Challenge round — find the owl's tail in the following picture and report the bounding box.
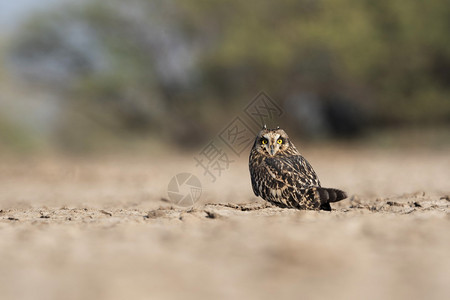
[314,187,347,211]
[317,187,347,203]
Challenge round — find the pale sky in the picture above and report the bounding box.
[0,0,73,33]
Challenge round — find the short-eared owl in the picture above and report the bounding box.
[249,126,347,211]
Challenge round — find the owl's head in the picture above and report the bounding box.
[252,125,294,156]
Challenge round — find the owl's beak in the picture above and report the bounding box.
[269,145,275,156]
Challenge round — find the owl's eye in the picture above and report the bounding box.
[261,139,268,145]
[277,138,283,144]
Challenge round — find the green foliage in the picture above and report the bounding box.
[186,0,450,123]
[0,117,39,153]
[5,0,450,152]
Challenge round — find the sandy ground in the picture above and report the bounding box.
[0,147,449,300]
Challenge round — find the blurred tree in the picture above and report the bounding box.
[185,0,450,124]
[4,0,450,152]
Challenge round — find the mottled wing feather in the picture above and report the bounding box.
[265,155,320,188]
[250,155,323,209]
[250,170,260,196]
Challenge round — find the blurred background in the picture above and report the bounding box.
[0,0,449,155]
[1,3,449,300]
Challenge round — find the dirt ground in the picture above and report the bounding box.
[0,147,449,300]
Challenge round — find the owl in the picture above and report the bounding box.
[249,126,347,211]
